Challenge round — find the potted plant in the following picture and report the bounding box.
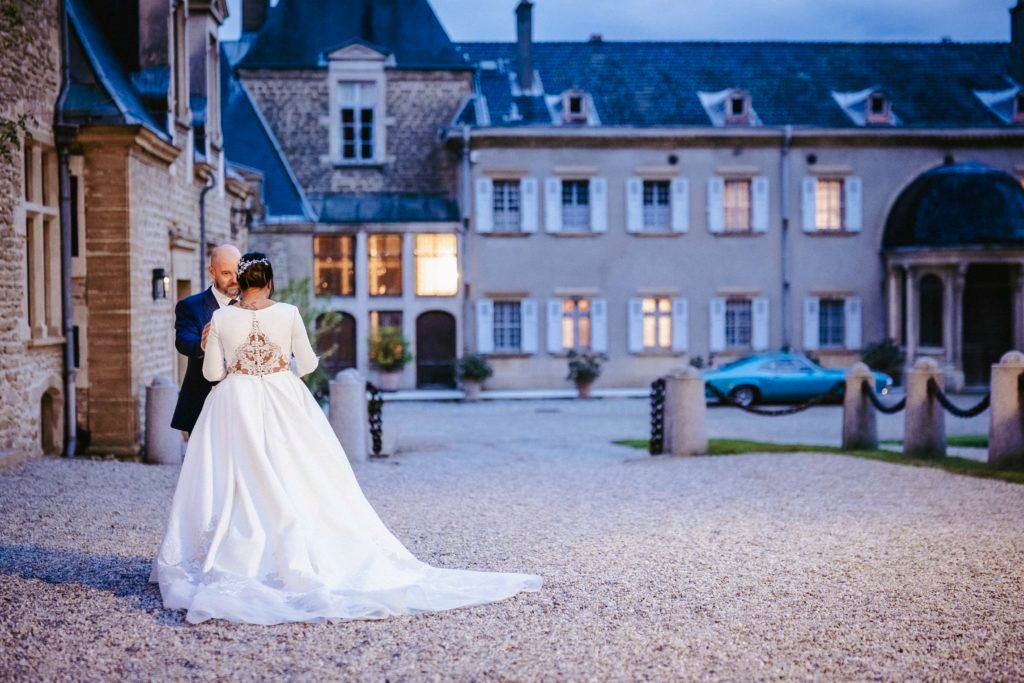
[457,354,493,400]
[566,349,606,398]
[862,338,906,386]
[368,325,412,391]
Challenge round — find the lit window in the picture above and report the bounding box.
[414,233,458,296]
[723,179,752,232]
[818,298,845,347]
[562,297,591,350]
[368,234,402,296]
[725,298,752,347]
[493,301,522,352]
[561,180,590,231]
[313,235,355,297]
[493,180,521,231]
[642,180,670,231]
[339,82,376,161]
[815,179,844,231]
[642,297,672,350]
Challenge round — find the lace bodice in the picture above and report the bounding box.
[202,303,318,382]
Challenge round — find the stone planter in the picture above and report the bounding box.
[576,380,594,399]
[462,379,483,401]
[375,369,402,392]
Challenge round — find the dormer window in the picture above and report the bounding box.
[725,90,751,125]
[866,92,892,124]
[562,89,589,124]
[1014,91,1024,124]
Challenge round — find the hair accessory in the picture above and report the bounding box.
[237,257,270,275]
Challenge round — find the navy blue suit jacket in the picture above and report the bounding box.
[171,288,221,432]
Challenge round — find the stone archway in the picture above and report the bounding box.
[30,373,63,456]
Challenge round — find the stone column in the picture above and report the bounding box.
[887,266,902,344]
[354,231,369,376]
[329,369,369,463]
[903,357,946,458]
[988,351,1024,468]
[664,366,708,456]
[842,363,878,450]
[904,266,918,371]
[942,268,955,365]
[145,375,182,464]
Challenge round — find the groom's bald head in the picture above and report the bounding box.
[208,244,242,298]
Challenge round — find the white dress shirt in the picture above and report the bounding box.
[210,285,236,309]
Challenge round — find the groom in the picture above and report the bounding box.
[171,244,242,433]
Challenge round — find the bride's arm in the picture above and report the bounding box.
[202,312,228,382]
[291,306,319,377]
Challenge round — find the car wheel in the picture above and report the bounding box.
[730,385,757,407]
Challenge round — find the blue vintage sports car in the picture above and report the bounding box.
[704,353,893,407]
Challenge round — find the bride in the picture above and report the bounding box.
[151,252,542,625]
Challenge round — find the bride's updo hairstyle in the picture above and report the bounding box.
[237,251,274,292]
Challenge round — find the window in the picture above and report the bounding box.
[919,274,943,347]
[493,301,522,352]
[1014,91,1024,124]
[23,139,61,340]
[563,90,588,123]
[723,179,752,232]
[642,180,670,231]
[414,233,458,296]
[368,234,402,296]
[725,298,752,347]
[562,297,591,350]
[818,298,845,347]
[370,310,403,338]
[339,82,376,162]
[561,180,590,231]
[866,92,891,124]
[313,235,355,297]
[493,180,521,231]
[642,297,672,350]
[815,179,844,231]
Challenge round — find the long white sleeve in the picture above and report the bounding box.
[291,306,319,377]
[202,312,228,382]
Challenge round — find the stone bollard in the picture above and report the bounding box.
[330,369,369,463]
[664,366,708,456]
[988,351,1024,468]
[903,357,946,458]
[842,363,879,450]
[146,375,182,464]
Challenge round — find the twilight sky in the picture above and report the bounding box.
[221,0,1013,43]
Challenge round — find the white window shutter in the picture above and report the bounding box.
[628,298,644,353]
[475,178,493,233]
[671,177,689,233]
[671,297,689,352]
[546,298,563,352]
[476,299,494,353]
[707,177,724,233]
[544,178,562,233]
[591,298,608,351]
[521,299,539,353]
[803,297,820,351]
[844,296,862,350]
[802,177,817,233]
[626,177,643,233]
[752,297,770,351]
[520,177,539,233]
[709,297,726,351]
[752,176,769,233]
[590,178,607,233]
[844,176,863,232]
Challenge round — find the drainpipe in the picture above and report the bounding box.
[56,0,77,457]
[460,124,472,356]
[198,175,216,290]
[780,124,792,351]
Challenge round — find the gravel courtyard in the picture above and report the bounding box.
[1,398,1022,681]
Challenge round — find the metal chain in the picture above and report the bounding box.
[861,380,907,414]
[649,378,666,455]
[366,381,385,457]
[926,378,990,419]
[705,381,844,416]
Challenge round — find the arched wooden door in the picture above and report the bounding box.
[416,311,456,388]
[315,312,357,379]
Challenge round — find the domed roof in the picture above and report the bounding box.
[883,162,1024,249]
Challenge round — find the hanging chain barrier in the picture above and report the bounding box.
[926,378,991,419]
[705,381,844,416]
[366,381,384,457]
[649,378,666,455]
[861,380,907,414]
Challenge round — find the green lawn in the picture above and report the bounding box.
[613,438,1024,484]
[880,434,988,448]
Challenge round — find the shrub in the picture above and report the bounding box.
[368,326,412,372]
[862,338,906,384]
[566,350,606,384]
[457,354,493,382]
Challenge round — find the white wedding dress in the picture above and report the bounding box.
[152,302,541,625]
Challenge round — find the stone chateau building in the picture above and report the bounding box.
[231,0,1024,393]
[1,0,256,462]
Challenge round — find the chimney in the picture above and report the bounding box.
[243,0,268,34]
[516,0,534,93]
[1012,1,1024,83]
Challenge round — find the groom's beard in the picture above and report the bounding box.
[215,283,241,298]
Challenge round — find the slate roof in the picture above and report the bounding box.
[238,0,470,70]
[455,41,1017,128]
[309,193,460,223]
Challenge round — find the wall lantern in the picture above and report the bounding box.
[152,268,170,300]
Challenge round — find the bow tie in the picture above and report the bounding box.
[228,298,239,306]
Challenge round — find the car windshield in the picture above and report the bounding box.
[716,357,757,371]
